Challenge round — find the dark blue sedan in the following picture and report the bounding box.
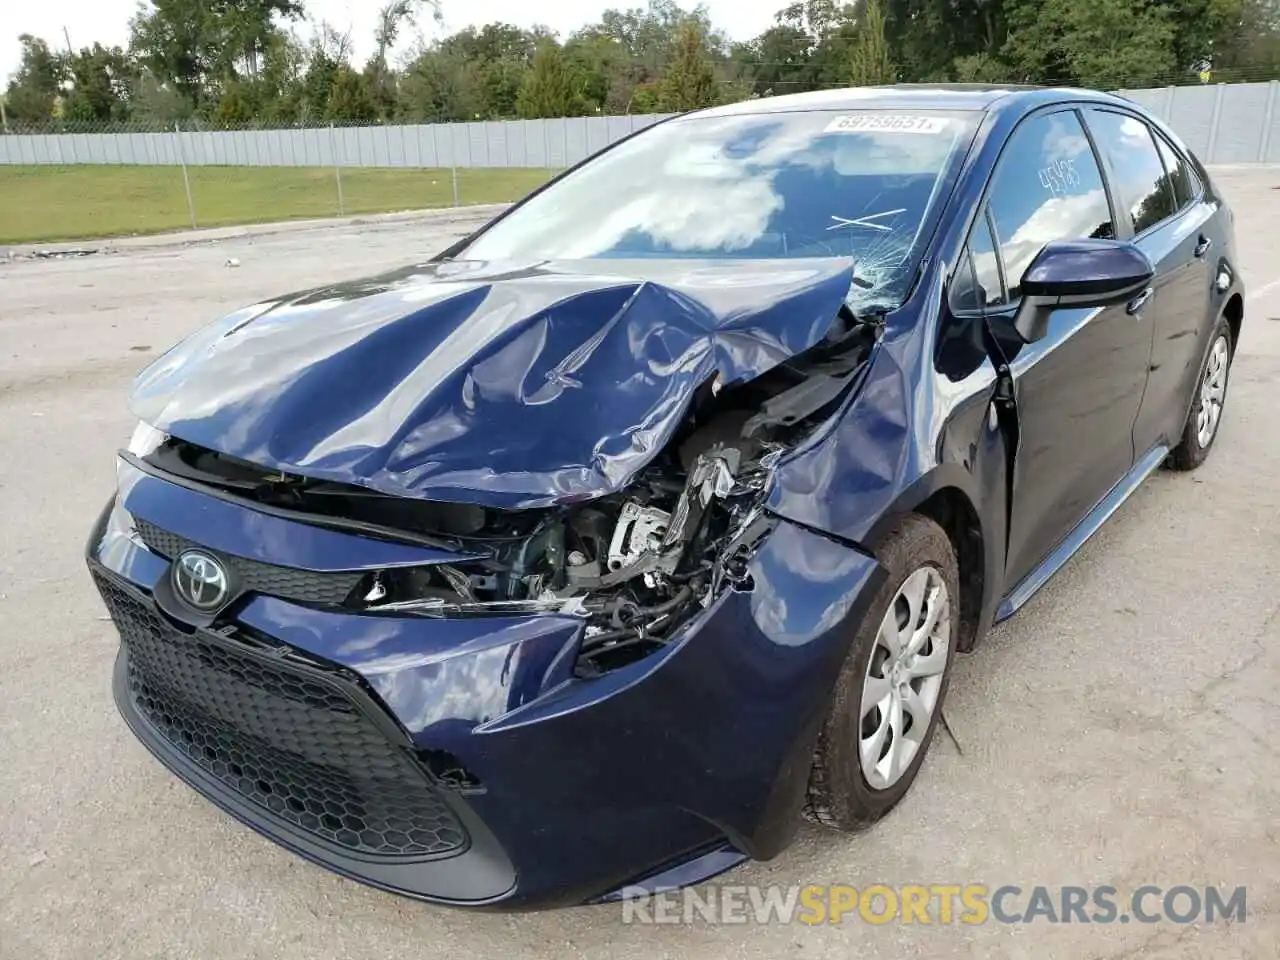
[88,85,1243,908]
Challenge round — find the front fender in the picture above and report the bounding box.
[767,305,1010,647]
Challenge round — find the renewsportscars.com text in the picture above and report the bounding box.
[619,884,1247,926]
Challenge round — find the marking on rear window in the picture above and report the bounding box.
[824,114,951,135]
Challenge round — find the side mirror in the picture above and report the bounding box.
[1013,239,1155,342]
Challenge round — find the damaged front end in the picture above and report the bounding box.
[133,313,878,675]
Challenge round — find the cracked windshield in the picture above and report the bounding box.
[462,108,979,307]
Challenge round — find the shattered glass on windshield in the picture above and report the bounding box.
[462,107,977,313]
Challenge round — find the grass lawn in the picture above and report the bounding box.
[0,165,557,245]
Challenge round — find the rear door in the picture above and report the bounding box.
[973,109,1155,589]
[1083,108,1216,454]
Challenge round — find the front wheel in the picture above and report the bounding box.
[805,514,959,830]
[1169,318,1233,471]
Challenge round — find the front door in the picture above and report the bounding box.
[980,109,1155,588]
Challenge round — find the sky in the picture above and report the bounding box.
[2,0,786,83]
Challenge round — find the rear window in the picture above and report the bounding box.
[461,108,980,307]
[1154,134,1197,210]
[1087,110,1177,233]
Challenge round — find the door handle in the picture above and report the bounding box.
[1127,287,1155,315]
[1194,235,1213,258]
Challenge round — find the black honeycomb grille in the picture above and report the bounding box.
[134,518,364,605]
[94,572,469,859]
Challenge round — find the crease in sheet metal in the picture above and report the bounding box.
[131,257,855,508]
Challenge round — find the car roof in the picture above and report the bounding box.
[692,84,1133,119]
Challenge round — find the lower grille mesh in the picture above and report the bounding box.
[95,572,468,859]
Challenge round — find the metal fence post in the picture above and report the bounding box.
[1205,83,1227,164]
[331,124,345,216]
[174,121,197,229]
[451,162,460,207]
[1259,81,1279,163]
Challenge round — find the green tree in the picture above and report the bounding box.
[440,24,547,118]
[1168,0,1245,75]
[732,26,814,97]
[299,53,333,117]
[952,52,1011,83]
[517,42,580,118]
[810,4,862,86]
[572,0,729,113]
[1201,0,1280,77]
[326,64,377,121]
[596,0,688,77]
[775,0,845,39]
[473,58,527,118]
[129,71,195,124]
[254,31,307,123]
[365,2,438,120]
[399,48,478,121]
[12,0,1280,130]
[444,22,540,65]
[1004,0,1176,87]
[882,0,1009,82]
[774,0,865,87]
[129,0,305,108]
[213,79,258,123]
[62,44,136,122]
[3,35,64,124]
[659,20,717,111]
[564,33,631,112]
[849,0,897,86]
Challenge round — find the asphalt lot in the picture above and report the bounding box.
[2,169,1278,960]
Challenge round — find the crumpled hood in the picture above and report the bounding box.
[131,257,855,509]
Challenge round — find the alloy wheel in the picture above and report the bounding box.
[859,566,952,790]
[1196,334,1230,448]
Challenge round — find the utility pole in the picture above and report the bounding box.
[62,26,74,57]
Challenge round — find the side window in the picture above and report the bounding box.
[1154,134,1196,210]
[1087,110,1177,233]
[951,211,1005,312]
[987,111,1115,300]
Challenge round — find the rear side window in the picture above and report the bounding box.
[986,111,1114,300]
[1154,135,1197,210]
[1087,110,1177,233]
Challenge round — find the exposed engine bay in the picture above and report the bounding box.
[135,312,878,674]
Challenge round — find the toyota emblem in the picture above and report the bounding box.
[172,550,230,611]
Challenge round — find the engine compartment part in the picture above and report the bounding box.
[136,310,879,674]
[608,502,672,573]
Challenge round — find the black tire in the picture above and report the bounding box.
[1169,315,1234,471]
[805,514,960,830]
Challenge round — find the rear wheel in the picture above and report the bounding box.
[1169,318,1233,471]
[805,514,959,830]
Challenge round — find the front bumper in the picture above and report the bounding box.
[89,460,884,908]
